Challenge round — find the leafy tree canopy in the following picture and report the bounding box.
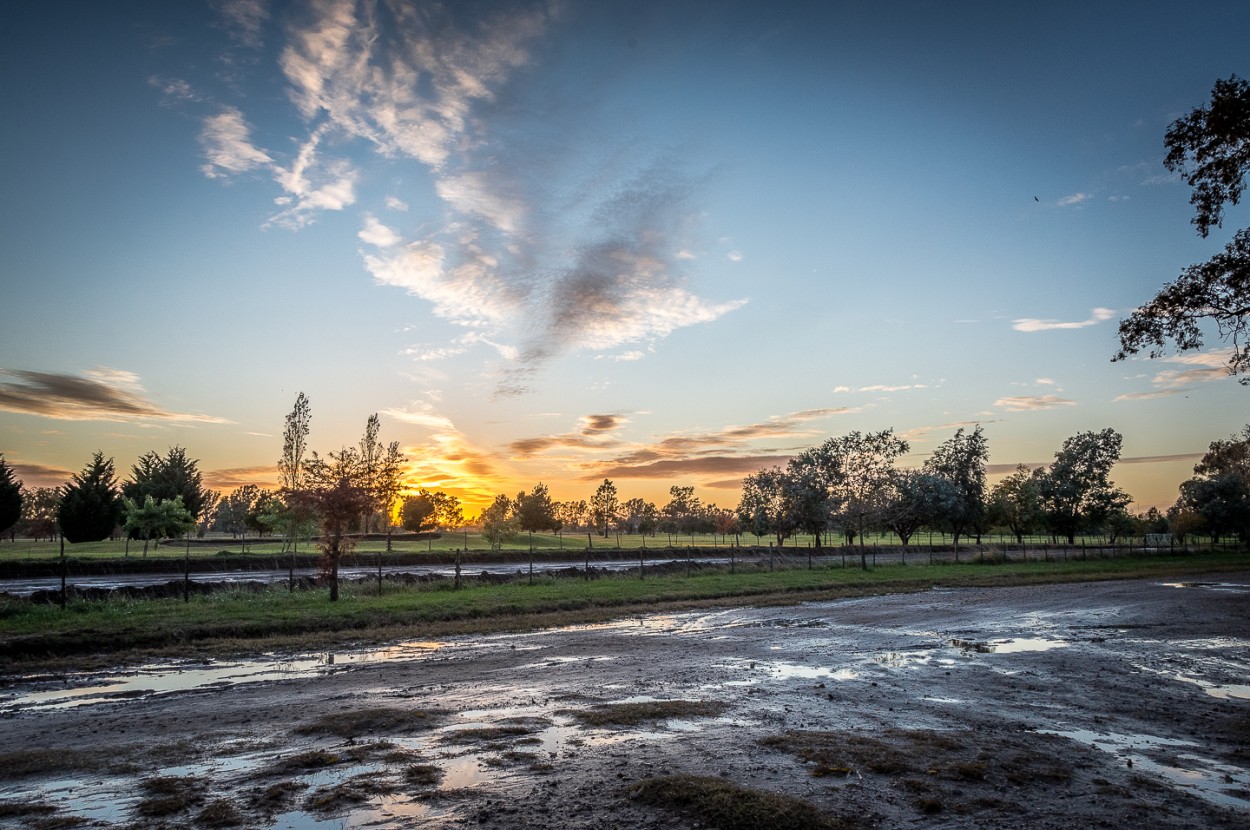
[1116,75,1250,380]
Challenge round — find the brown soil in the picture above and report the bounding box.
[0,574,1248,828]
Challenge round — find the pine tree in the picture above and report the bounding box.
[0,454,23,536]
[58,451,123,543]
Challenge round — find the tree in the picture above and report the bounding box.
[621,497,658,537]
[516,482,560,539]
[0,455,25,539]
[781,453,834,547]
[122,495,195,556]
[923,426,989,548]
[737,467,795,547]
[814,429,909,561]
[1174,425,1250,542]
[277,392,312,554]
[375,440,406,550]
[123,447,208,522]
[1194,424,1250,486]
[290,476,374,601]
[1038,429,1129,544]
[556,500,588,534]
[21,487,61,540]
[883,470,957,547]
[402,492,438,533]
[479,494,518,550]
[357,414,384,533]
[58,451,123,543]
[590,479,619,538]
[197,490,222,538]
[986,465,1046,545]
[219,485,269,551]
[433,491,464,530]
[1115,76,1250,380]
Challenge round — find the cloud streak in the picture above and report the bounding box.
[1012,307,1114,333]
[0,369,231,424]
[993,394,1076,412]
[1114,351,1233,401]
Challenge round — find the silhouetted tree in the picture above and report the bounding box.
[1038,429,1130,544]
[883,470,957,547]
[924,426,989,548]
[0,454,25,538]
[986,465,1046,545]
[290,474,374,602]
[402,492,438,533]
[58,451,123,543]
[123,446,207,521]
[590,479,619,538]
[1116,76,1250,380]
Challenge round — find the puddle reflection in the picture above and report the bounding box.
[1042,728,1250,811]
[1,641,449,712]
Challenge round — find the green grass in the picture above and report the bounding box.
[1,549,1246,671]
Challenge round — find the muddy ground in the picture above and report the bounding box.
[1,574,1248,828]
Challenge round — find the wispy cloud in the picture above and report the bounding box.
[1117,453,1202,465]
[1057,192,1091,206]
[0,368,231,424]
[1114,351,1233,401]
[899,420,995,442]
[211,0,269,48]
[199,106,272,178]
[589,454,789,481]
[6,461,74,489]
[993,394,1076,412]
[195,0,743,390]
[1012,307,1114,333]
[380,401,457,432]
[203,465,278,490]
[510,413,630,458]
[358,214,401,248]
[1114,389,1185,401]
[858,383,927,393]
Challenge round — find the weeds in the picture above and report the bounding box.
[570,699,727,726]
[404,763,444,787]
[196,798,245,827]
[295,706,447,738]
[135,775,209,817]
[627,774,852,830]
[762,728,1082,821]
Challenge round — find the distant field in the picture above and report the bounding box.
[0,529,1199,561]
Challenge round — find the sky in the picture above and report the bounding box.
[1,0,1248,516]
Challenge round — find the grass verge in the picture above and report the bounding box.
[1,550,1246,673]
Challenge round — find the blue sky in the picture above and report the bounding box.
[1,0,1247,514]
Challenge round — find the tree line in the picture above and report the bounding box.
[2,415,1248,590]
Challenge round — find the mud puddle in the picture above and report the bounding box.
[0,640,450,712]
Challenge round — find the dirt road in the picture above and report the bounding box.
[1,574,1247,828]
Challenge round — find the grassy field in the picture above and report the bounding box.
[2,549,1246,671]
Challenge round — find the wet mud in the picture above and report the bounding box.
[1,574,1248,828]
